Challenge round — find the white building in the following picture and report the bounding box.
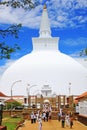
[0,5,87,96]
[75,92,87,125]
[76,92,87,116]
[41,84,52,97]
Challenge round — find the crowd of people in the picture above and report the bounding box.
[58,111,74,128]
[30,103,52,130]
[30,104,74,130]
[30,110,52,130]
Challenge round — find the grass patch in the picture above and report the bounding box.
[2,117,23,130]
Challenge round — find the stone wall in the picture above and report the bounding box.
[78,115,87,126]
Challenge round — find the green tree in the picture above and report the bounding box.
[0,24,21,59]
[5,101,22,110]
[0,0,38,9]
[80,48,87,56]
[0,0,39,59]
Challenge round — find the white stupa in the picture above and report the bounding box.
[0,5,87,96]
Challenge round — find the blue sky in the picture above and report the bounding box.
[0,0,87,75]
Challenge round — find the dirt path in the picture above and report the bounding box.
[18,120,87,130]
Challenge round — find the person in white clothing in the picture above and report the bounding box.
[42,111,46,122]
[30,112,34,124]
[38,117,42,130]
[65,114,70,127]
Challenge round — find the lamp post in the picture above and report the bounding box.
[68,82,72,110]
[10,80,21,116]
[69,82,71,96]
[27,84,37,108]
[11,80,21,99]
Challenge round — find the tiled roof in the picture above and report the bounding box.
[4,99,17,103]
[0,92,8,97]
[74,99,78,104]
[75,92,87,100]
[8,95,24,98]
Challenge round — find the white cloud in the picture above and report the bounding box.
[75,0,87,8]
[0,0,87,29]
[0,4,42,28]
[62,37,87,46]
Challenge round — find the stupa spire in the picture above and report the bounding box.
[32,4,59,51]
[39,4,51,38]
[43,4,46,9]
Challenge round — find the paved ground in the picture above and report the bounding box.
[18,119,87,130]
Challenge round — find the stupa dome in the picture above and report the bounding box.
[0,50,87,96]
[0,5,87,96]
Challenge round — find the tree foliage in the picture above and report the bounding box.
[0,24,22,59]
[0,24,22,38]
[0,0,38,9]
[4,101,22,110]
[80,48,87,57]
[0,0,39,59]
[0,43,20,59]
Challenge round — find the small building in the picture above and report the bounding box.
[75,92,87,125]
[0,92,8,103]
[41,84,52,97]
[0,92,24,106]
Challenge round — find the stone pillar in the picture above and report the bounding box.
[40,95,43,109]
[69,96,73,110]
[56,96,58,110]
[24,97,27,104]
[29,96,31,108]
[35,96,37,108]
[63,95,65,108]
[58,96,61,110]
